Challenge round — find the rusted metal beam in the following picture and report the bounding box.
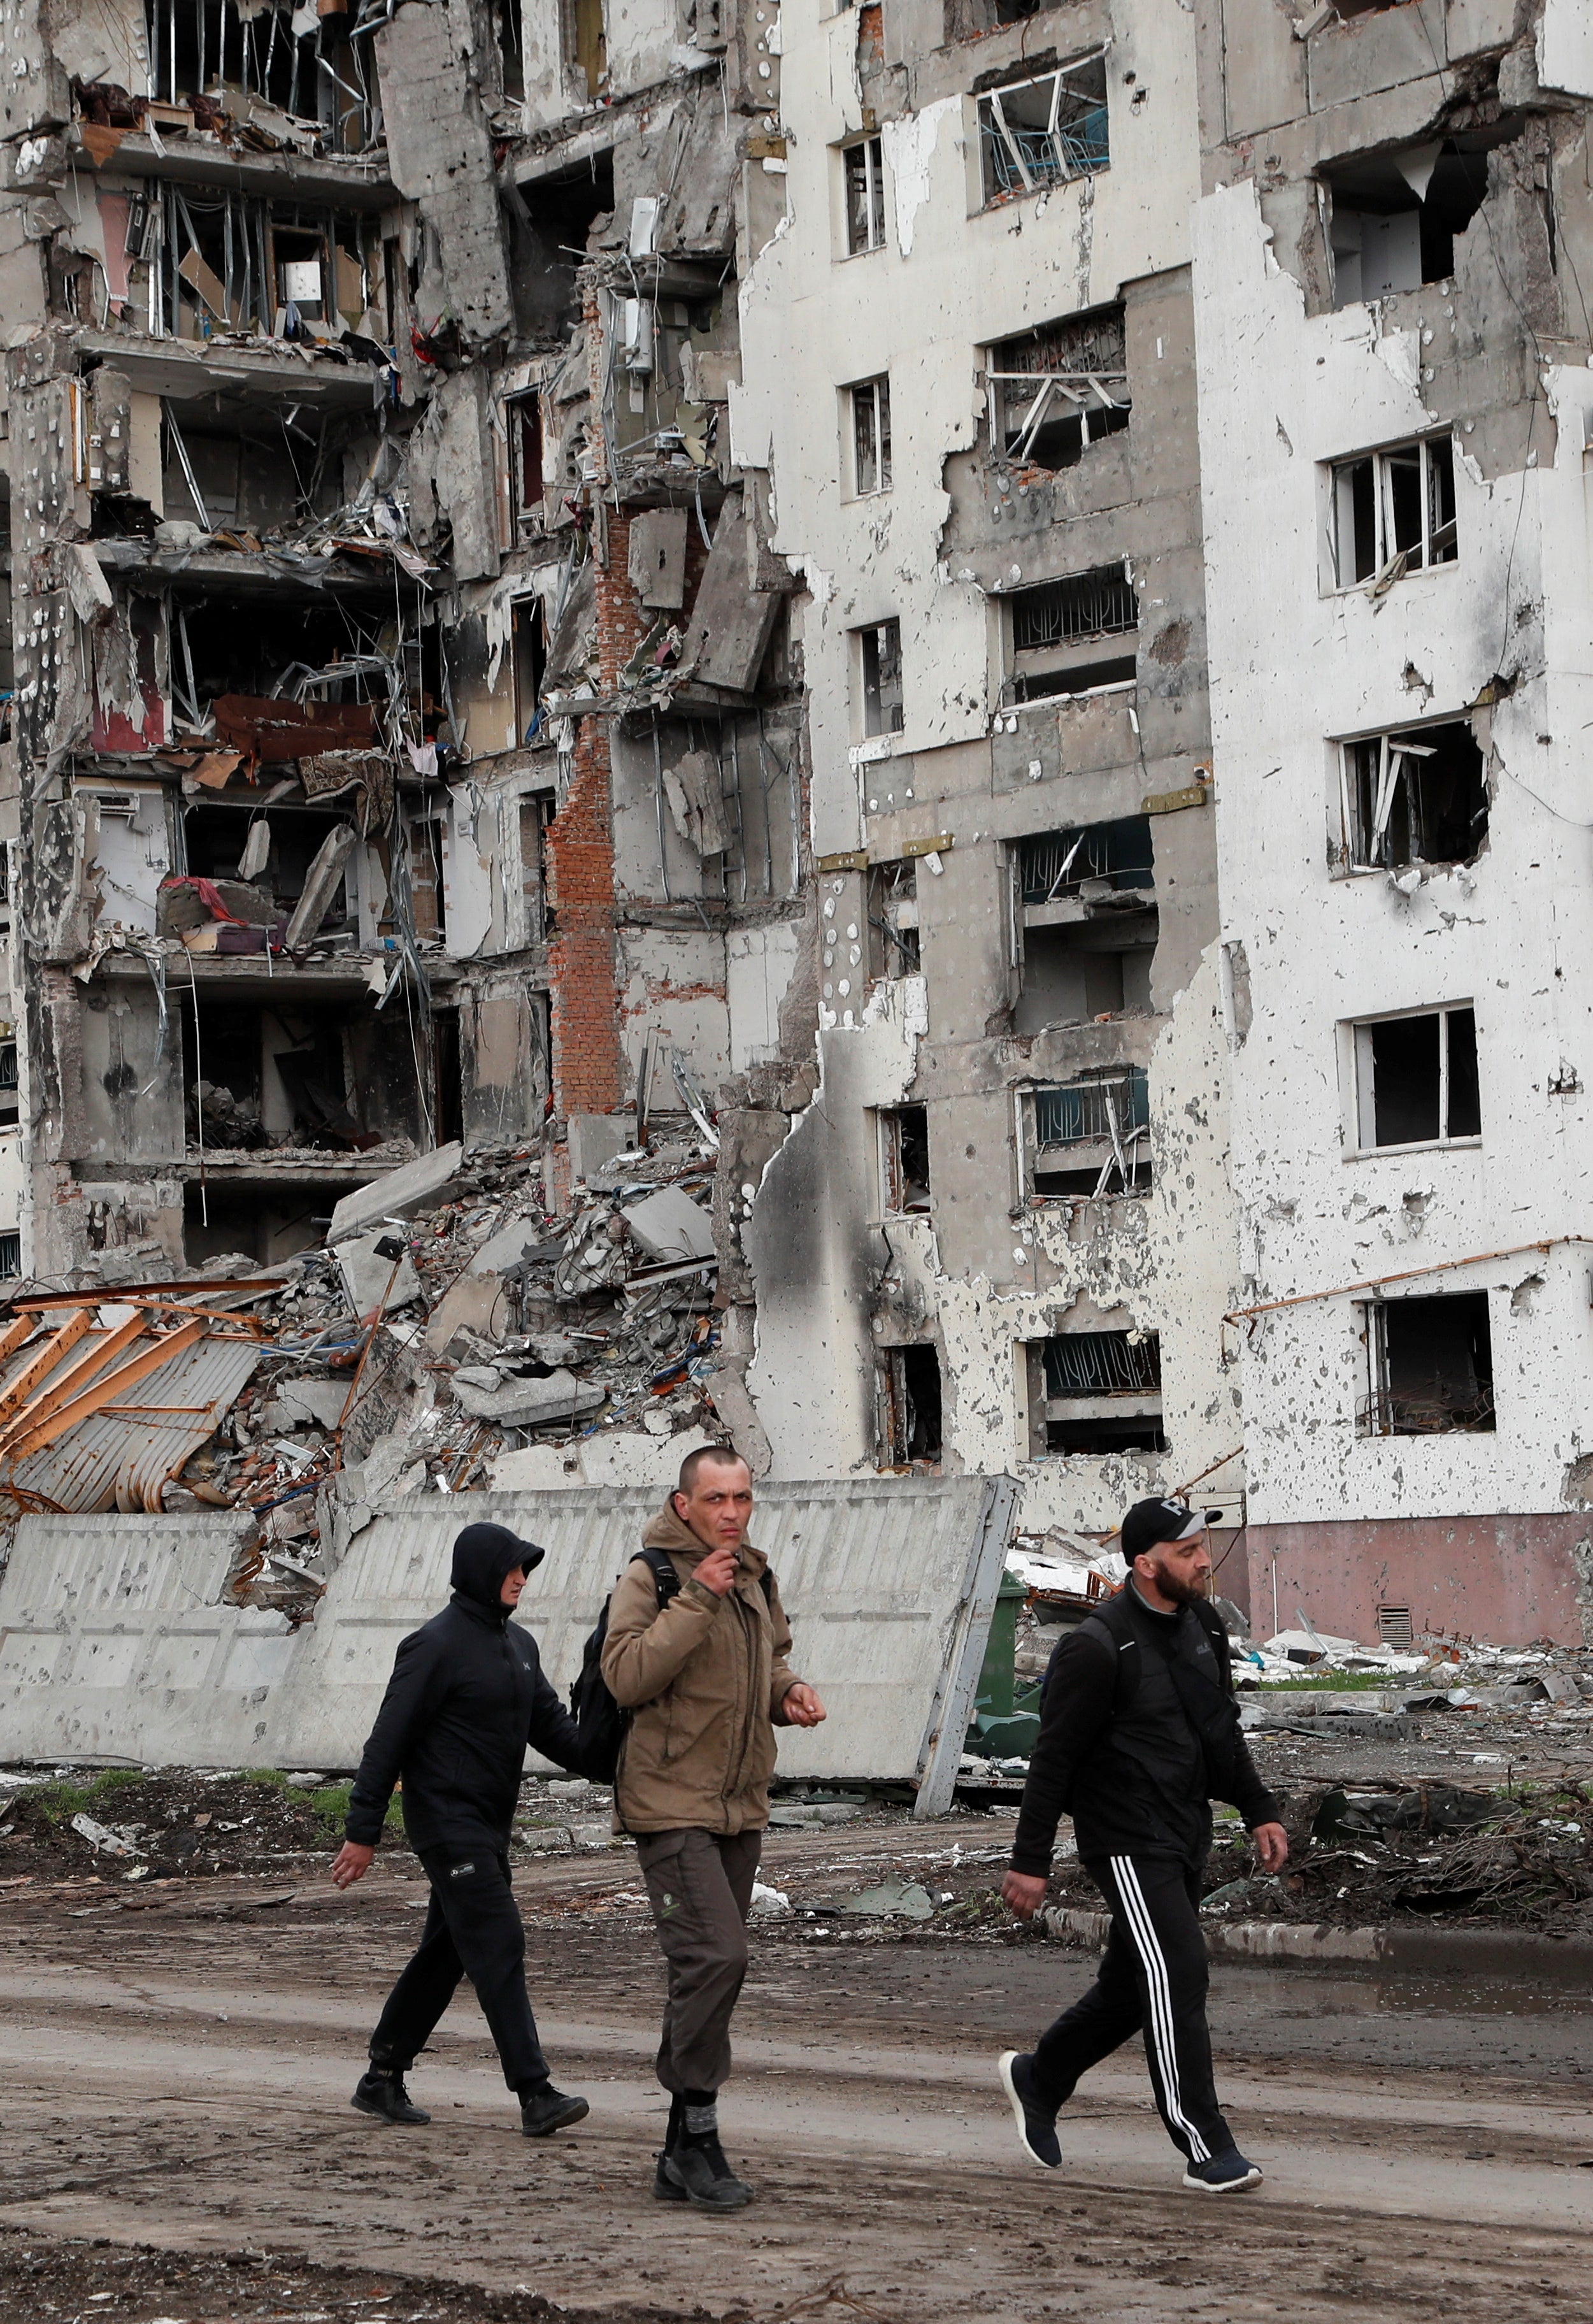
[2,1319,206,1460]
[0,1309,97,1431]
[0,1310,153,1451]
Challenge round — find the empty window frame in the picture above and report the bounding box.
[1339,721,1487,871]
[878,1103,931,1212]
[1351,1005,1480,1151]
[0,1040,16,1130]
[978,55,1109,206]
[0,1231,18,1278]
[1025,1068,1150,1198]
[987,306,1129,470]
[857,619,904,736]
[1031,1329,1164,1456]
[1327,139,1494,309]
[508,392,544,534]
[877,1343,943,1467]
[849,375,892,496]
[1361,1291,1495,1437]
[511,597,546,746]
[844,136,887,254]
[1331,435,1457,587]
[519,795,549,945]
[866,859,920,979]
[496,0,526,97]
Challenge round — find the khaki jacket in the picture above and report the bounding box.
[601,1502,803,1835]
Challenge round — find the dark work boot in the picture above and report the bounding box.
[660,2101,754,2211]
[352,2068,430,2125]
[519,2082,590,2137]
[653,2095,688,2203]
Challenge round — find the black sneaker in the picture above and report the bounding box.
[661,2136,755,2211]
[1183,2148,1262,2193]
[520,2084,590,2137]
[999,2051,1060,2170]
[351,2069,430,2126]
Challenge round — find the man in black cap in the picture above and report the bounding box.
[997,1497,1288,2194]
[331,1520,592,2137]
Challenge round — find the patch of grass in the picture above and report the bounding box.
[309,1782,402,1835]
[31,1768,147,1823]
[242,1767,294,1791]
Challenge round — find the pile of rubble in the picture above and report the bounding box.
[0,1119,745,1605]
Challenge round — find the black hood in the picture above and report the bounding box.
[450,1522,547,1616]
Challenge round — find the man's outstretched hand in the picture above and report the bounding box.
[1251,1821,1289,1874]
[1001,1870,1049,1921]
[782,1682,825,1727]
[331,1841,375,1890]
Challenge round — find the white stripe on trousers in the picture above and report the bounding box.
[1108,1854,1211,2165]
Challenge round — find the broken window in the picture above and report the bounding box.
[1015,817,1157,1033]
[515,156,615,336]
[850,375,892,496]
[1331,436,1456,588]
[511,598,546,747]
[1020,817,1152,904]
[857,619,904,736]
[1361,1292,1495,1436]
[844,136,887,255]
[148,189,375,343]
[496,0,525,97]
[1030,1330,1164,1456]
[0,1042,17,1131]
[877,1344,943,1468]
[568,0,607,98]
[978,56,1109,206]
[1327,138,1499,310]
[1340,721,1488,871]
[866,861,920,980]
[519,796,548,945]
[508,393,544,536]
[987,307,1128,471]
[0,1233,18,1279]
[878,1103,931,1213]
[1352,1005,1480,1151]
[1024,1068,1150,1198]
[141,0,378,149]
[1006,566,1137,703]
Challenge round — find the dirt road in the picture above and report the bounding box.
[2,1820,1590,2323]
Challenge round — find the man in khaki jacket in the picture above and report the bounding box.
[601,1443,825,2210]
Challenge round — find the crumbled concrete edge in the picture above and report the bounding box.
[1041,1904,1593,1983]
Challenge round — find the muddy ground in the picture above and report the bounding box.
[3,1793,1592,2324]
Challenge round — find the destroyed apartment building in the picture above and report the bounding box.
[0,0,1590,1653]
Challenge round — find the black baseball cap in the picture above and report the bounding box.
[1120,1498,1218,1561]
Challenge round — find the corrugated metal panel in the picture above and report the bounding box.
[0,1333,259,1514]
[0,1480,1019,1800]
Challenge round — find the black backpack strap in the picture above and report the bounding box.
[635,1546,683,1610]
[759,1568,774,1607]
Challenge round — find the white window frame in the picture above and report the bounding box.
[977,52,1110,208]
[1347,1003,1482,1155]
[848,374,892,497]
[842,136,887,256]
[1329,433,1457,591]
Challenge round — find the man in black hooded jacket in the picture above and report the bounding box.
[331,1520,592,2137]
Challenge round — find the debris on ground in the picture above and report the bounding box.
[0,2224,645,2324]
[0,1121,738,1581]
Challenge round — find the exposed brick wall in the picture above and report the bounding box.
[543,498,646,1133]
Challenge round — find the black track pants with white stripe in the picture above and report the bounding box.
[1030,1852,1232,2165]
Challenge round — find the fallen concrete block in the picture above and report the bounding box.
[422,1270,504,1353]
[451,1367,606,1427]
[329,1141,465,1245]
[569,1113,636,1183]
[624,1184,715,1263]
[275,1378,350,1431]
[468,1216,545,1275]
[703,1367,771,1477]
[336,1230,422,1318]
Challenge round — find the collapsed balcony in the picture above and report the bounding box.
[137,0,383,154]
[1014,817,1157,1031]
[985,306,1129,475]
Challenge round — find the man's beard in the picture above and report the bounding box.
[1147,1558,1209,1607]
